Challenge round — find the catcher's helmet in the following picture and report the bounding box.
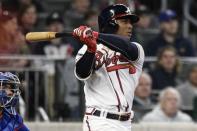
[98,4,139,33]
[0,72,21,115]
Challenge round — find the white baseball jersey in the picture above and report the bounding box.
[75,42,144,113]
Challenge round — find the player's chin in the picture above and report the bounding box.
[121,32,132,38]
[127,32,132,37]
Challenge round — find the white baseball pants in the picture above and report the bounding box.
[83,115,132,131]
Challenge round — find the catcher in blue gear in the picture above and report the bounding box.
[0,72,29,131]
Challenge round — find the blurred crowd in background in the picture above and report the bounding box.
[0,0,197,123]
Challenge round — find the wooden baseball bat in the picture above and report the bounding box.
[25,32,73,42]
[25,31,107,45]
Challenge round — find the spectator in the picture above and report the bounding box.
[177,64,197,109]
[32,11,80,120]
[32,11,67,119]
[93,0,109,10]
[0,11,16,52]
[18,0,45,13]
[63,0,92,55]
[132,5,157,46]
[145,9,195,56]
[63,0,91,30]
[32,11,72,56]
[135,5,152,28]
[1,0,20,13]
[137,0,161,14]
[149,46,180,90]
[1,0,45,14]
[133,72,154,122]
[84,9,98,31]
[18,4,38,35]
[142,87,192,122]
[0,10,29,67]
[17,4,38,53]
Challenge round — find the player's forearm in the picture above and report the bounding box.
[76,51,95,79]
[98,33,139,61]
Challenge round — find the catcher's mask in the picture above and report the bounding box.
[0,72,21,115]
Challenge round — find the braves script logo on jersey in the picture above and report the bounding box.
[95,50,136,74]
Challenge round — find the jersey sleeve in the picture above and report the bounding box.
[74,45,94,80]
[98,33,139,61]
[15,114,30,131]
[75,45,88,63]
[131,42,145,70]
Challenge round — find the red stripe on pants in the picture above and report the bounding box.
[86,116,91,131]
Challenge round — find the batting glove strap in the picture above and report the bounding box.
[73,26,92,39]
[83,37,97,53]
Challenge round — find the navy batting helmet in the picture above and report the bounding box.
[98,4,139,33]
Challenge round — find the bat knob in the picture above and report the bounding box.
[86,29,93,37]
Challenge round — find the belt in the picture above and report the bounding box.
[86,109,131,121]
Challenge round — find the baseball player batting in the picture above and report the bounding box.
[0,72,29,131]
[73,4,144,131]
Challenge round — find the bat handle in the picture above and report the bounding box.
[55,30,93,38]
[55,32,73,38]
[55,31,103,43]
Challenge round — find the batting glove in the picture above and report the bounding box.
[73,26,97,53]
[73,26,92,39]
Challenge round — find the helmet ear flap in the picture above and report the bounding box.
[101,19,119,33]
[109,19,116,26]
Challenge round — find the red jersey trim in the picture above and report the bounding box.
[106,63,136,74]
